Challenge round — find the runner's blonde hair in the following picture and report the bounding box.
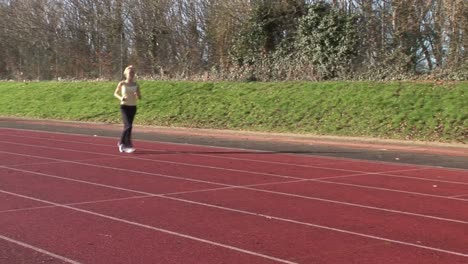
[123,65,135,79]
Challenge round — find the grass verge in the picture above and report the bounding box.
[0,81,466,143]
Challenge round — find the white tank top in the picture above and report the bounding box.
[121,83,138,106]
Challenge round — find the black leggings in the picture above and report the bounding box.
[119,105,137,147]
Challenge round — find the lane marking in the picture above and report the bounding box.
[0,235,82,264]
[2,134,468,187]
[0,190,298,264]
[193,152,428,174]
[2,147,468,204]
[3,131,467,173]
[0,195,152,214]
[5,135,428,175]
[0,181,307,214]
[0,142,304,180]
[2,154,468,225]
[2,127,467,172]
[309,178,468,200]
[0,151,230,187]
[0,157,121,168]
[370,173,468,186]
[450,194,468,198]
[2,164,468,228]
[1,189,468,259]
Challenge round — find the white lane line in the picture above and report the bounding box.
[2,154,468,224]
[2,135,467,185]
[2,189,468,259]
[0,235,82,264]
[450,194,468,198]
[3,147,468,204]
[0,181,306,214]
[0,142,303,180]
[309,178,468,201]
[0,182,302,214]
[193,153,429,174]
[4,147,467,203]
[0,195,153,214]
[3,127,467,172]
[0,151,230,188]
[2,140,468,202]
[0,157,122,168]
[7,140,467,200]
[159,195,468,258]
[0,190,298,264]
[3,188,468,260]
[371,173,468,186]
[2,163,468,226]
[3,134,464,178]
[7,134,468,189]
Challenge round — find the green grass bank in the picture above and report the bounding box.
[0,81,466,143]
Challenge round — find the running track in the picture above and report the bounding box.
[1,127,467,264]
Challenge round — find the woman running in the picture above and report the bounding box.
[114,65,141,153]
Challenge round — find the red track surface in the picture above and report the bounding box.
[1,127,467,264]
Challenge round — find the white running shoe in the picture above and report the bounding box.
[124,147,135,153]
[118,143,124,153]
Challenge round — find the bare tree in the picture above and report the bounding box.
[0,0,465,80]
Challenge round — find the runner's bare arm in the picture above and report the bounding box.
[114,81,124,101]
